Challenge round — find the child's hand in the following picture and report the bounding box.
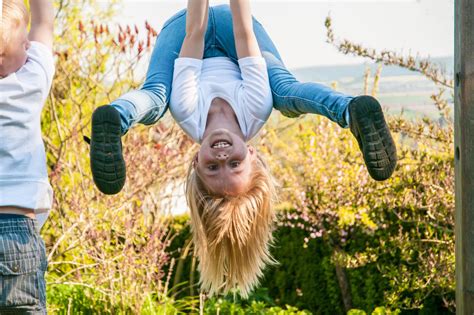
[28,0,54,49]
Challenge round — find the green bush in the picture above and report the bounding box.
[47,284,124,314]
[167,207,454,315]
[168,219,390,314]
[48,283,199,314]
[260,224,387,314]
[42,2,454,314]
[204,296,311,315]
[348,307,401,315]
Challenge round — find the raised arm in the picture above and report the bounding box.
[179,0,209,59]
[28,0,54,49]
[230,0,261,59]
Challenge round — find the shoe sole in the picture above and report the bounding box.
[90,106,126,194]
[349,96,397,181]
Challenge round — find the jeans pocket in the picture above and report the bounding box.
[0,251,43,307]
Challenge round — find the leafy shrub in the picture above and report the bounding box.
[47,284,117,314]
[204,296,311,315]
[348,307,401,315]
[41,1,454,314]
[261,113,453,314]
[43,1,194,312]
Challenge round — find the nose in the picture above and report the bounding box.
[216,153,229,160]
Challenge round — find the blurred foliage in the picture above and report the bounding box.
[204,298,311,315]
[260,113,454,312]
[348,308,401,315]
[43,0,196,312]
[167,202,454,315]
[165,13,455,315]
[47,282,200,314]
[39,1,454,314]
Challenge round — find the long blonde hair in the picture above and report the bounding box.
[1,0,29,54]
[185,154,277,298]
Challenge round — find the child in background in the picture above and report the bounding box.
[0,0,55,312]
[89,0,396,297]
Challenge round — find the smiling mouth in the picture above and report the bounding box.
[211,140,232,149]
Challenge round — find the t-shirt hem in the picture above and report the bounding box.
[175,57,204,68]
[0,179,53,212]
[238,56,266,67]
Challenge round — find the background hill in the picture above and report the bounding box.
[291,56,454,119]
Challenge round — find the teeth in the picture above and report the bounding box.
[212,141,230,148]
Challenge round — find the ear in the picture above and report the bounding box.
[247,145,256,159]
[192,153,198,169]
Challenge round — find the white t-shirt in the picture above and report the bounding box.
[0,41,55,227]
[169,56,273,143]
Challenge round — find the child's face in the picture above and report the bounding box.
[196,129,256,196]
[0,25,30,78]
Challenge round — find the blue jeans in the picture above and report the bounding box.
[111,5,353,134]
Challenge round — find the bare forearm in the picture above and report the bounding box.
[179,0,209,59]
[230,0,261,58]
[28,0,54,48]
[29,0,54,29]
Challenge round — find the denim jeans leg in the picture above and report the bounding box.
[211,4,353,128]
[111,9,187,134]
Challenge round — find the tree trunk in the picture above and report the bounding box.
[334,248,353,312]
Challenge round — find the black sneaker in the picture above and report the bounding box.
[348,95,397,181]
[90,105,126,194]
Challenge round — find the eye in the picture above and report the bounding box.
[207,164,218,171]
[230,161,240,168]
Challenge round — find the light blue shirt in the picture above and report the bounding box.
[0,42,55,226]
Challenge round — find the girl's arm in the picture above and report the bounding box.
[28,0,54,49]
[179,0,209,59]
[230,0,261,58]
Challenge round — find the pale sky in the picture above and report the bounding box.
[109,0,454,69]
